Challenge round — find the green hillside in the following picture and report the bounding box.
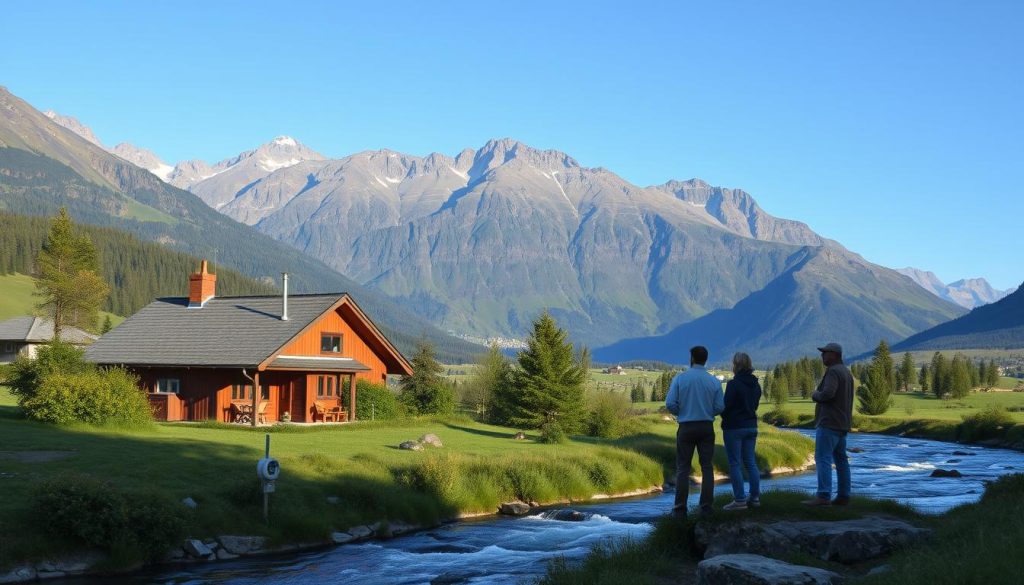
[0,273,123,327]
[892,284,1024,353]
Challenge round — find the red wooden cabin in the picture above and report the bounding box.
[85,261,412,424]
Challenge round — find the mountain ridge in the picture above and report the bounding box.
[896,267,1015,309]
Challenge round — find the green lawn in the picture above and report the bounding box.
[0,272,124,326]
[767,391,1024,422]
[0,385,814,569]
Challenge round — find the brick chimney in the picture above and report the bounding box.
[188,260,217,308]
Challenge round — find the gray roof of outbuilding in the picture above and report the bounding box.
[84,294,345,367]
[0,316,98,344]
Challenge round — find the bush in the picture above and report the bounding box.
[539,420,568,443]
[21,367,152,427]
[7,341,91,405]
[351,380,403,421]
[959,406,1015,442]
[761,408,798,426]
[32,475,187,561]
[587,391,630,438]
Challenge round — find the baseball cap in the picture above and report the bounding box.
[816,342,843,354]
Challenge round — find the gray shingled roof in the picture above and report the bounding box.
[0,316,98,344]
[266,355,370,372]
[85,294,345,367]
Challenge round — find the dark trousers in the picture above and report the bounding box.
[674,421,716,513]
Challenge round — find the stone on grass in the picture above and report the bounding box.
[326,495,340,504]
[513,431,527,440]
[697,554,841,585]
[419,433,443,448]
[218,535,267,556]
[182,497,198,509]
[184,539,213,558]
[399,441,423,451]
[930,469,962,478]
[499,501,532,516]
[696,516,930,564]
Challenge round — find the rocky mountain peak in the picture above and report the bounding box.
[42,110,104,147]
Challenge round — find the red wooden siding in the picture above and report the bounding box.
[278,305,390,384]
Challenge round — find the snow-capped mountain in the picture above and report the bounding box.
[897,268,1016,309]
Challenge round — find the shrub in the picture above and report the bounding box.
[539,420,568,443]
[21,367,152,427]
[351,380,403,421]
[587,391,630,438]
[959,406,1015,442]
[7,341,91,405]
[761,408,798,426]
[32,475,186,561]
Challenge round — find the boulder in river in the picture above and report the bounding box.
[697,553,841,585]
[499,501,532,516]
[930,469,963,478]
[952,451,976,456]
[847,447,865,453]
[217,535,266,556]
[546,509,588,522]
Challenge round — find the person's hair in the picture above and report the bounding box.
[732,352,753,374]
[690,346,708,366]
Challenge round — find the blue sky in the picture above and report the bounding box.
[2,1,1022,290]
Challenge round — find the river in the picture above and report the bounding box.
[66,432,1024,585]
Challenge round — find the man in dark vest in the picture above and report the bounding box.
[804,342,855,506]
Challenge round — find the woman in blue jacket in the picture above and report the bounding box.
[721,352,762,510]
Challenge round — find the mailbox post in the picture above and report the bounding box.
[256,434,280,523]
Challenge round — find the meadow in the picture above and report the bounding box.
[0,273,123,325]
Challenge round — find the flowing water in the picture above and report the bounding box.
[67,432,1024,585]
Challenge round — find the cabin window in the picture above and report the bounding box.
[261,383,270,401]
[317,375,336,398]
[156,378,180,394]
[232,383,253,401]
[321,333,343,353]
[3,342,13,353]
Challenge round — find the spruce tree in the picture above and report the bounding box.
[919,364,930,393]
[471,343,514,422]
[34,208,110,337]
[987,361,1001,387]
[99,315,113,335]
[399,340,455,415]
[899,352,917,392]
[931,352,948,398]
[857,340,895,415]
[949,354,972,399]
[507,312,587,441]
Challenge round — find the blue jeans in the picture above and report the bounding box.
[815,426,851,499]
[723,427,760,501]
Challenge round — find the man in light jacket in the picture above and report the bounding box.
[666,345,725,518]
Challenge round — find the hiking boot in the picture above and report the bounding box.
[831,496,850,506]
[748,497,761,508]
[801,497,831,507]
[723,500,748,511]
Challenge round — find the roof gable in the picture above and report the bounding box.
[0,316,97,344]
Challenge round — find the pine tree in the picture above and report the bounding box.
[987,361,1001,387]
[99,315,113,334]
[470,343,514,421]
[506,312,588,440]
[949,354,972,399]
[858,340,895,415]
[931,352,948,398]
[34,208,110,337]
[399,340,454,415]
[919,364,930,393]
[899,352,917,392]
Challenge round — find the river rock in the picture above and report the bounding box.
[499,501,532,516]
[348,525,373,539]
[548,509,587,522]
[930,469,963,478]
[847,447,864,453]
[332,531,356,544]
[697,554,842,585]
[184,539,213,558]
[419,433,444,448]
[34,551,103,574]
[696,516,930,564]
[216,548,239,560]
[389,520,419,535]
[218,535,267,555]
[0,566,36,584]
[399,441,424,451]
[952,451,975,456]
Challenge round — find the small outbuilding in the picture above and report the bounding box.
[0,316,98,364]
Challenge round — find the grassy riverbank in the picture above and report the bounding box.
[0,387,813,571]
[540,474,1024,585]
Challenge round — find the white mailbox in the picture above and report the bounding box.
[257,457,280,481]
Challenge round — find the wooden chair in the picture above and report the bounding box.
[313,402,337,423]
[257,401,269,425]
[327,405,345,422]
[230,403,252,424]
